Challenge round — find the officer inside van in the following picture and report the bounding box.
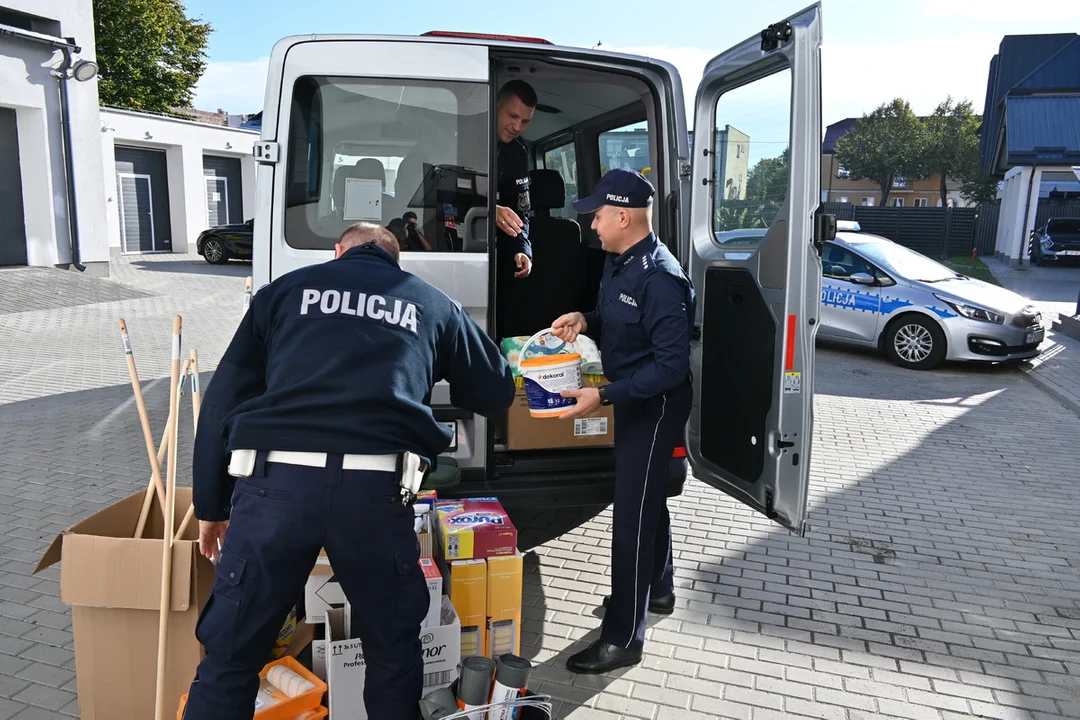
[182,222,516,719]
[495,79,536,280]
[551,169,694,674]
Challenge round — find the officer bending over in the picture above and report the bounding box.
[552,169,694,674]
[183,222,516,719]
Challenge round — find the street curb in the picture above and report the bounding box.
[1017,364,1080,418]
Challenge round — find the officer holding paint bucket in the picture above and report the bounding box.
[551,169,694,674]
[184,222,515,719]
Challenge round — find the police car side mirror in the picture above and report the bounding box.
[849,272,875,285]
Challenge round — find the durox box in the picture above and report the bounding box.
[435,498,516,562]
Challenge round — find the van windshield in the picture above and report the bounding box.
[284,76,490,252]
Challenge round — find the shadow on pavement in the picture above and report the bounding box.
[129,259,253,278]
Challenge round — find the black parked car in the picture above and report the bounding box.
[1029,217,1080,266]
[197,219,253,264]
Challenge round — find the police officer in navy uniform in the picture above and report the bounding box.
[494,79,535,281]
[552,169,694,674]
[183,222,515,719]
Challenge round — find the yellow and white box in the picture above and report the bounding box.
[448,558,487,659]
[486,553,524,658]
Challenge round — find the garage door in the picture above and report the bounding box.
[0,108,28,266]
[115,146,171,253]
[203,155,243,228]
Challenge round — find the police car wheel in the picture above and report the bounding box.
[203,237,229,265]
[883,315,945,370]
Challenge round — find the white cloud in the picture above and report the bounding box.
[192,57,269,114]
[915,0,1080,21]
[603,34,1004,129]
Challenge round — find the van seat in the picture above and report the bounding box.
[498,169,586,339]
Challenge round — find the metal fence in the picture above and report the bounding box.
[1034,200,1080,229]
[819,203,978,257]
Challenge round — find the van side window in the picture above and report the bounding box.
[284,76,489,252]
[711,71,792,243]
[598,122,651,183]
[540,140,578,219]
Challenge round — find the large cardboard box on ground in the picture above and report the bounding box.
[324,597,460,719]
[507,374,615,450]
[304,550,344,625]
[34,488,214,720]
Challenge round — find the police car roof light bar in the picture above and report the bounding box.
[421,31,553,44]
[836,220,861,232]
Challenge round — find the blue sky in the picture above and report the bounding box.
[188,0,1079,130]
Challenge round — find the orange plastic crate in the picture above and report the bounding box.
[177,656,327,720]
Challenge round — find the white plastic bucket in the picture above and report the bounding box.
[517,328,582,418]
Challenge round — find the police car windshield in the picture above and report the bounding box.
[852,240,961,283]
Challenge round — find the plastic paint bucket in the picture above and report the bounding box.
[517,327,581,418]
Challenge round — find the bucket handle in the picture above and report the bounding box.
[517,327,575,377]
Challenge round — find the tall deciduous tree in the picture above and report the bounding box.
[93,0,212,113]
[834,99,925,207]
[920,97,982,208]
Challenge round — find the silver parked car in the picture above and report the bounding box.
[819,222,1044,370]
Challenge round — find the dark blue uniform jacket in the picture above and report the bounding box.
[192,243,515,521]
[496,137,532,260]
[583,233,695,407]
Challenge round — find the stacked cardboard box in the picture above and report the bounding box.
[433,498,525,660]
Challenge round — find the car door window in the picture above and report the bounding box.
[822,243,893,285]
[599,122,652,184]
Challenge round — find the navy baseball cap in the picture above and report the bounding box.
[572,168,655,214]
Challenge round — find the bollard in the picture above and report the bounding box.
[1075,283,1079,318]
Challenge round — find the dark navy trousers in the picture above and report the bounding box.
[183,452,428,720]
[601,380,692,650]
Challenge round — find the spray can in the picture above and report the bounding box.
[456,656,496,719]
[488,654,532,720]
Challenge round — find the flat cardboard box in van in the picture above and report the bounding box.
[506,374,615,450]
[33,487,214,720]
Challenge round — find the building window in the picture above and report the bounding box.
[836,196,849,204]
[913,198,928,207]
[861,197,874,206]
[893,174,907,188]
[836,163,851,179]
[893,197,905,207]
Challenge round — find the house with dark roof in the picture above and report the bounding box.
[821,118,968,208]
[980,33,1080,264]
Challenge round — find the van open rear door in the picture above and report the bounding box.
[684,4,824,535]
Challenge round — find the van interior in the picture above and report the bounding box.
[486,53,662,467]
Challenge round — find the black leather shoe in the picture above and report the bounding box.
[566,639,643,674]
[602,593,676,615]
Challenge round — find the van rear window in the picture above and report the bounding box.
[284,76,490,252]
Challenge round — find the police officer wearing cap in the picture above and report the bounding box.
[183,222,515,719]
[551,169,694,674]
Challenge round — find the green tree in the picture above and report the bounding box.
[745,147,790,203]
[920,97,982,208]
[94,0,212,113]
[834,98,925,207]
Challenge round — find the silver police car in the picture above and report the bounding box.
[818,222,1044,370]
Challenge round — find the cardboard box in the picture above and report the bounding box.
[325,598,460,719]
[506,374,615,450]
[304,551,344,625]
[447,559,487,659]
[33,488,214,720]
[419,557,442,629]
[486,553,524,658]
[435,499,517,561]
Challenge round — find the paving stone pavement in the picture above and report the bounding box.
[1,254,1080,719]
[983,258,1080,418]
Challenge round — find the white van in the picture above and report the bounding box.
[251,4,828,534]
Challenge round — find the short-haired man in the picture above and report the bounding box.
[183,221,515,719]
[551,170,694,674]
[495,80,537,279]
